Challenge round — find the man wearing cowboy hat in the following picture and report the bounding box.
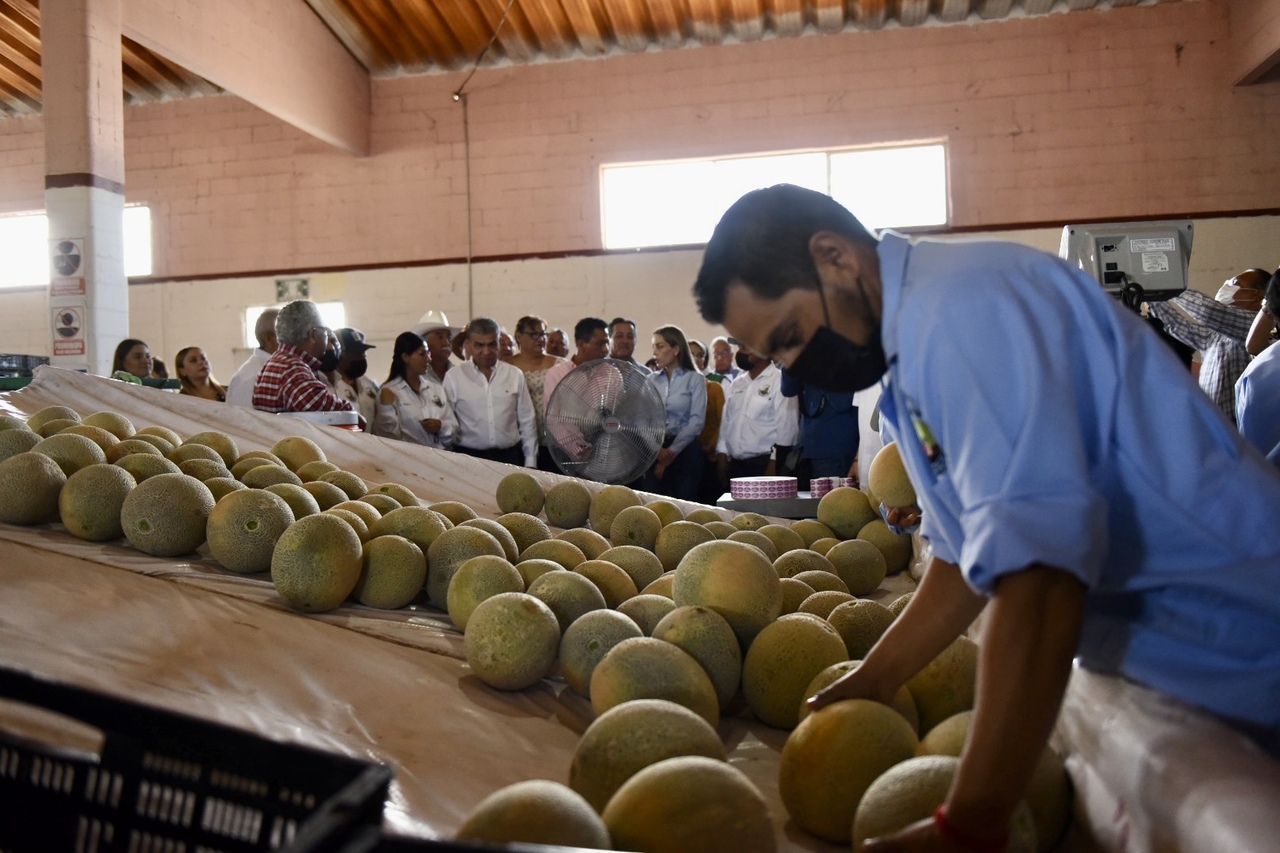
[411,310,460,388]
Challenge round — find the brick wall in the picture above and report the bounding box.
[1,0,1278,370]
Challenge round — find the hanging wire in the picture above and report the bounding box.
[452,0,518,320]
[453,0,518,100]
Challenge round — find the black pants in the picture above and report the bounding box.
[726,454,770,481]
[456,443,523,467]
[639,442,704,502]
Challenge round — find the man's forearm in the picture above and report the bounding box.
[946,565,1085,835]
[852,557,986,701]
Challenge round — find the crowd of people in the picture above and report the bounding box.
[107,256,1280,504]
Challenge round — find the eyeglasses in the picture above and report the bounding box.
[520,329,547,339]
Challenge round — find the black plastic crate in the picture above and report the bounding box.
[0,667,391,852]
[0,353,48,378]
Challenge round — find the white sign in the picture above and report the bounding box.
[52,305,86,357]
[51,237,85,277]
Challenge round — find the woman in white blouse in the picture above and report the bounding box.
[375,332,457,449]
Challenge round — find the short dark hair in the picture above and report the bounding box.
[516,315,547,335]
[608,317,637,336]
[1266,269,1280,320]
[692,184,877,324]
[574,317,608,344]
[387,332,426,383]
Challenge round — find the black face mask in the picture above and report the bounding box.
[734,351,754,372]
[318,348,342,373]
[345,358,368,379]
[785,277,887,393]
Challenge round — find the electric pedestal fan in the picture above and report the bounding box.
[542,358,666,484]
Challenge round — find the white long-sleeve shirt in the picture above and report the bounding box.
[226,349,271,408]
[716,362,799,459]
[443,360,538,466]
[374,375,457,449]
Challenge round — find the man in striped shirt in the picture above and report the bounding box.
[252,300,361,426]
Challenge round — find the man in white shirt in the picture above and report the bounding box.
[443,316,538,467]
[410,310,459,389]
[331,327,380,425]
[716,351,799,482]
[226,308,279,407]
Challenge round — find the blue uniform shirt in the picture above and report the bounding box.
[875,232,1280,727]
[650,366,707,456]
[780,370,859,469]
[1235,341,1280,459]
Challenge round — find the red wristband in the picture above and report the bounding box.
[933,804,1009,853]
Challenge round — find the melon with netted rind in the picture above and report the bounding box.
[464,592,560,690]
[774,548,836,579]
[742,613,848,730]
[797,660,919,732]
[555,527,611,560]
[817,487,879,540]
[826,537,888,595]
[456,779,610,849]
[644,499,685,527]
[446,553,522,629]
[827,598,895,660]
[590,636,720,727]
[672,539,782,648]
[241,464,304,489]
[514,558,565,589]
[615,594,676,636]
[729,512,769,531]
[793,569,849,595]
[115,453,181,482]
[0,429,41,463]
[610,504,662,550]
[61,424,118,454]
[527,569,607,631]
[296,460,341,483]
[651,604,742,709]
[598,545,665,592]
[655,520,717,572]
[603,756,775,853]
[120,473,215,557]
[271,435,326,472]
[778,698,919,843]
[459,518,519,561]
[270,512,363,612]
[727,529,778,561]
[779,577,816,615]
[265,483,322,519]
[853,755,1037,852]
[570,698,725,812]
[544,480,591,529]
[300,480,348,510]
[519,538,585,571]
[370,505,449,556]
[497,511,552,555]
[426,525,506,609]
[867,441,918,509]
[906,635,979,735]
[558,608,644,698]
[33,433,106,477]
[797,590,855,619]
[0,451,66,524]
[495,470,545,515]
[790,518,836,547]
[205,477,247,501]
[857,519,913,576]
[26,406,81,433]
[354,534,426,609]
[574,558,638,608]
[588,484,640,534]
[375,482,421,508]
[207,488,295,574]
[183,431,238,467]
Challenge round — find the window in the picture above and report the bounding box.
[0,205,153,288]
[600,143,947,250]
[243,303,346,349]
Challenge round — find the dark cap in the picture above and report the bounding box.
[336,327,375,352]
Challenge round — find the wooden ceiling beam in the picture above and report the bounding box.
[557,0,610,56]
[304,0,388,71]
[810,0,845,33]
[769,0,807,38]
[686,0,728,43]
[515,0,575,59]
[602,0,653,53]
[936,0,974,22]
[474,0,537,65]
[728,0,765,41]
[975,0,1014,18]
[644,0,687,48]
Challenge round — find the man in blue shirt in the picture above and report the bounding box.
[780,368,859,484]
[1235,272,1280,461]
[692,185,1280,852]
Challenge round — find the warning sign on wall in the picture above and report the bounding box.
[52,306,86,357]
[51,277,86,297]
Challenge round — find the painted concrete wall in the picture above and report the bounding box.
[0,0,1278,377]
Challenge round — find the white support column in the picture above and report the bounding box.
[42,0,128,376]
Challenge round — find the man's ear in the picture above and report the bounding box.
[808,230,863,283]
